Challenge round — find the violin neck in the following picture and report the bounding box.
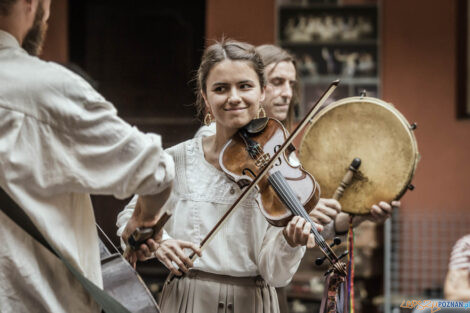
[267,171,325,244]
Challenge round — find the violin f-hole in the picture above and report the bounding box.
[242,168,257,180]
[273,145,282,166]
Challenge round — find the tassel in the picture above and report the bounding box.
[347,215,355,313]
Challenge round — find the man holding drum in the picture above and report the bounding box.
[256,44,400,234]
[254,44,401,312]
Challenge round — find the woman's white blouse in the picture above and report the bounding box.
[117,136,306,287]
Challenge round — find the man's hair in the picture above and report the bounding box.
[255,44,295,70]
[0,0,17,16]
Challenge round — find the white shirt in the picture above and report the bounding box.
[0,30,174,313]
[117,137,305,287]
[193,122,216,138]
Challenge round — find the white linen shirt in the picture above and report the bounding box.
[0,30,174,313]
[117,137,306,287]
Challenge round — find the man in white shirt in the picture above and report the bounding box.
[0,0,175,312]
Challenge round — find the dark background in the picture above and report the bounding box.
[68,0,206,252]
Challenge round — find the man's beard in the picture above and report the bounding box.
[22,4,48,56]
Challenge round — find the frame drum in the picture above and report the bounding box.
[299,97,419,214]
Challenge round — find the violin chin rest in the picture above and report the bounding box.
[244,117,269,134]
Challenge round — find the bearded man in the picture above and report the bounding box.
[0,1,176,312]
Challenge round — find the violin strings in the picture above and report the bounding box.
[276,173,331,253]
[268,171,330,253]
[257,153,344,271]
[251,141,330,252]
[250,143,332,254]
[271,176,331,254]
[276,173,332,253]
[96,223,121,254]
[274,172,322,235]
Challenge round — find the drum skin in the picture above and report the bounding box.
[299,97,419,214]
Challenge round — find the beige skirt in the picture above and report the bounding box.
[159,270,280,313]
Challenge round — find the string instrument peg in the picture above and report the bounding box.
[338,250,349,260]
[321,251,348,277]
[325,268,334,276]
[315,237,343,266]
[332,237,341,246]
[316,257,327,266]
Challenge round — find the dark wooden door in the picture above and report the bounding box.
[68,0,205,258]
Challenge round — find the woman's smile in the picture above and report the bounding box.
[224,106,248,111]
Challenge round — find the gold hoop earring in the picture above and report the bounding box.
[257,107,266,119]
[204,112,214,126]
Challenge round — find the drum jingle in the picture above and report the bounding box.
[299,96,420,215]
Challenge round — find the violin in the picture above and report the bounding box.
[219,116,347,276]
[220,117,320,227]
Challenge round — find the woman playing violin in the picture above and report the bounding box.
[196,44,399,235]
[117,40,322,313]
[193,44,400,313]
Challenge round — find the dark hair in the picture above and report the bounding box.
[0,0,17,16]
[195,39,266,119]
[255,44,300,131]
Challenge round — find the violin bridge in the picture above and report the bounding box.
[255,153,270,168]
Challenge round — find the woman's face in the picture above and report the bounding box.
[203,60,265,133]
